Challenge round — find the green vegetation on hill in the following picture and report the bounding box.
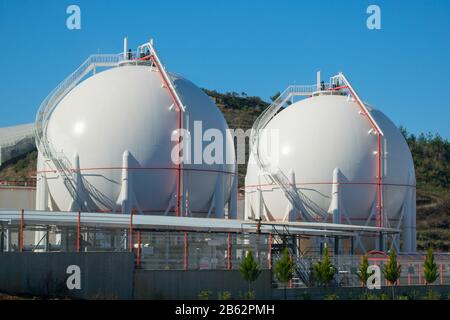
[0,150,37,182]
[400,128,450,251]
[0,90,448,251]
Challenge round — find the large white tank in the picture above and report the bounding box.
[245,94,415,234]
[37,65,236,217]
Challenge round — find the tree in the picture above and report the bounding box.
[357,255,370,287]
[270,92,281,102]
[239,250,261,298]
[382,250,402,299]
[423,247,439,287]
[274,247,292,300]
[312,246,336,287]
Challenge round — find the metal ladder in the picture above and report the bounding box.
[250,85,329,222]
[271,225,311,287]
[35,54,122,211]
[35,43,186,212]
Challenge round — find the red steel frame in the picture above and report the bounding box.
[345,86,384,228]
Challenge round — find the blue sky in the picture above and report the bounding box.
[0,0,449,138]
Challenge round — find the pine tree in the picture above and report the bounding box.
[274,247,292,300]
[423,247,439,285]
[312,246,336,287]
[382,250,402,299]
[357,255,370,287]
[239,250,261,298]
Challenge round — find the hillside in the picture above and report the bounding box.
[0,90,448,251]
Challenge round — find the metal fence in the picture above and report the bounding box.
[1,222,449,288]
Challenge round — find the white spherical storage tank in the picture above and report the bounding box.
[245,78,416,252]
[35,45,236,218]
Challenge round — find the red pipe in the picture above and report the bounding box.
[183,232,188,271]
[129,212,133,253]
[377,134,382,227]
[19,209,24,253]
[347,87,383,228]
[149,55,183,217]
[137,231,141,267]
[440,264,443,285]
[77,210,81,252]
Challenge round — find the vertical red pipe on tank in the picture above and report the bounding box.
[347,85,383,228]
[77,210,81,252]
[377,134,382,228]
[440,264,443,285]
[19,209,24,253]
[150,55,183,217]
[177,111,182,217]
[183,232,188,271]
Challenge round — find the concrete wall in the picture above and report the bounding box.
[134,270,272,300]
[0,252,134,299]
[272,284,450,300]
[0,187,36,210]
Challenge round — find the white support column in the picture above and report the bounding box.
[69,152,83,212]
[255,174,264,221]
[328,168,341,224]
[244,191,252,220]
[35,158,49,250]
[328,168,341,254]
[123,37,128,60]
[285,169,297,221]
[214,171,225,218]
[316,71,321,91]
[228,167,238,219]
[116,150,131,214]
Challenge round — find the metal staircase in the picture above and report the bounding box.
[250,85,330,222]
[35,54,120,211]
[270,225,311,287]
[34,40,185,212]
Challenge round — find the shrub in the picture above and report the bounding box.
[217,291,231,300]
[239,250,261,298]
[198,290,212,300]
[422,291,441,300]
[312,247,336,287]
[274,247,292,300]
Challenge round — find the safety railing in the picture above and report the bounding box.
[34,42,185,214]
[250,85,331,222]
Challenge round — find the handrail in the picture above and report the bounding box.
[250,85,329,222]
[34,42,186,214]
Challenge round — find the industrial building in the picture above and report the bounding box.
[0,38,448,298]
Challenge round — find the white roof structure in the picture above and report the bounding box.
[0,123,35,147]
[0,209,400,237]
